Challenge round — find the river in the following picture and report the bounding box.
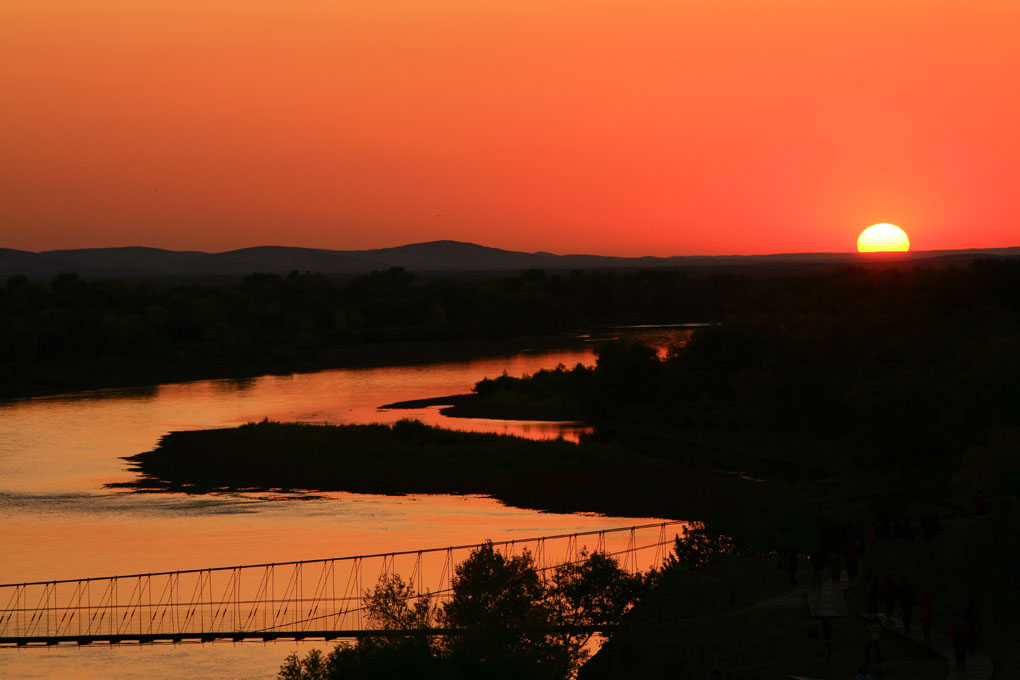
[0,328,690,679]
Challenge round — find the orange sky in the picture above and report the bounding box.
[2,0,1019,256]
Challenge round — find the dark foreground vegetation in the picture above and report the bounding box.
[279,542,643,680]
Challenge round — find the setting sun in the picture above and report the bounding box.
[857,223,910,253]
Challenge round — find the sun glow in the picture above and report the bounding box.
[857,223,910,253]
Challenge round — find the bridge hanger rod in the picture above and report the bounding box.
[0,520,684,588]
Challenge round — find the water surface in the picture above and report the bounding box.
[0,329,690,678]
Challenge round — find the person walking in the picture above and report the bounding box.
[865,571,879,618]
[844,541,859,581]
[864,620,882,663]
[972,489,987,521]
[950,613,968,669]
[898,578,917,632]
[918,591,934,641]
[880,574,898,621]
[829,544,842,583]
[785,548,798,588]
[964,599,982,656]
[775,526,790,571]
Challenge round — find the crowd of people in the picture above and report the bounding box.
[774,512,986,677]
[867,586,982,670]
[775,514,943,588]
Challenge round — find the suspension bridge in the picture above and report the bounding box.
[0,520,683,648]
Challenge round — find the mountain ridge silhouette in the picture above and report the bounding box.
[2,240,1018,280]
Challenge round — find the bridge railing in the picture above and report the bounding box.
[0,520,685,645]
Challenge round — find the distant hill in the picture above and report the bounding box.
[2,240,1019,280]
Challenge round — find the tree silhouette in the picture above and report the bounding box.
[278,545,643,680]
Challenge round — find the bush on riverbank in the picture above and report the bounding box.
[279,543,643,680]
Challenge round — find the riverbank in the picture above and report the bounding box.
[381,391,586,421]
[384,361,591,422]
[113,420,844,521]
[1,333,592,401]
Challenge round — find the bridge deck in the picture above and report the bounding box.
[0,624,615,647]
[0,629,452,647]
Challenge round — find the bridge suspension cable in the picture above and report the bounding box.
[0,520,685,648]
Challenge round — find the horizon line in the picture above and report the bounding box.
[9,239,1020,261]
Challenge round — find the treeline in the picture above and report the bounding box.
[3,260,1020,407]
[0,267,731,397]
[467,260,1020,481]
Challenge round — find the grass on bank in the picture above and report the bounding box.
[115,419,832,520]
